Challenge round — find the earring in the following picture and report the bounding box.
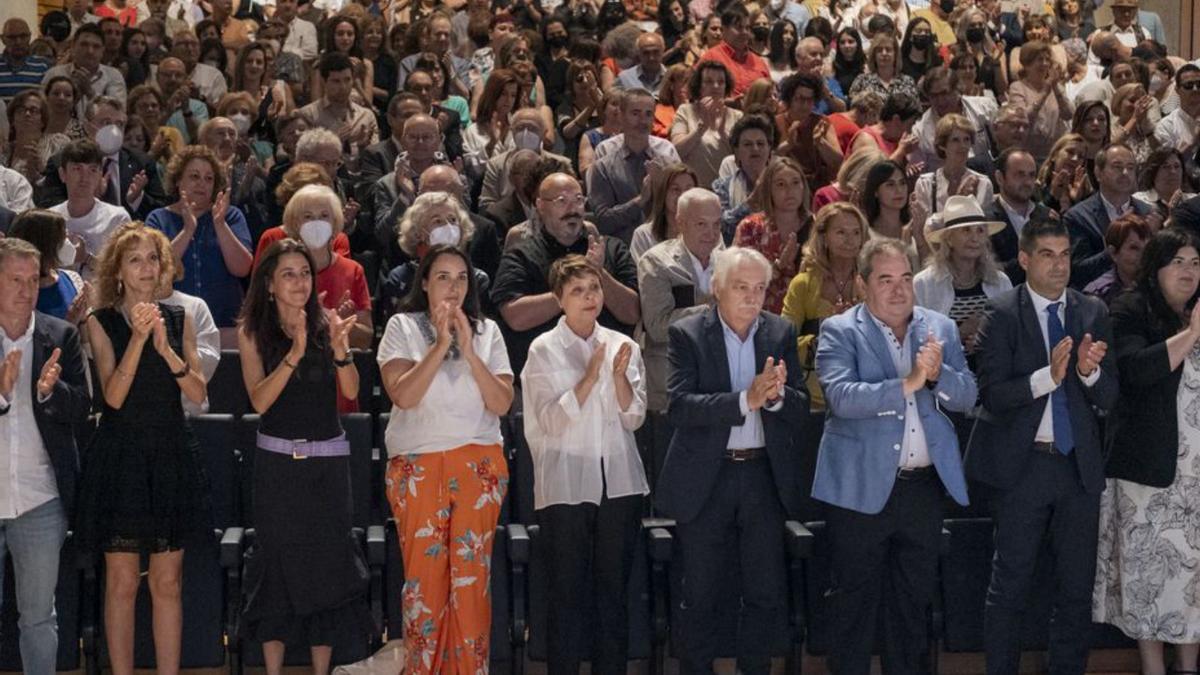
[117,279,124,295]
[268,291,275,302]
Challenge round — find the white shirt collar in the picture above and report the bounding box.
[1,314,36,349]
[1027,285,1067,313]
[1099,191,1131,217]
[998,194,1034,218]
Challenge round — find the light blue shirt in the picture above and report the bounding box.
[719,312,782,449]
[165,98,209,144]
[614,65,665,97]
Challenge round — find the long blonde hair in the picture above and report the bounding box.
[801,202,870,279]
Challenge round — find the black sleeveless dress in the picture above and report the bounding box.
[76,304,208,554]
[241,340,371,646]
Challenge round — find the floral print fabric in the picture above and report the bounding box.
[1093,346,1200,641]
[386,443,508,673]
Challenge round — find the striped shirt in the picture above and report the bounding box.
[0,56,52,102]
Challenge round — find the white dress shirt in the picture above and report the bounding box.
[1154,108,1198,155]
[1026,287,1100,444]
[998,195,1036,237]
[378,313,512,457]
[190,63,228,109]
[911,96,997,170]
[283,17,320,61]
[0,165,33,212]
[866,309,931,469]
[0,317,59,519]
[521,318,648,509]
[913,167,995,218]
[687,250,713,296]
[720,313,783,450]
[1098,191,1132,223]
[162,290,219,416]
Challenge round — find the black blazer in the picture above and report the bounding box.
[1104,289,1182,487]
[0,314,92,516]
[986,198,1055,286]
[35,147,167,219]
[965,285,1119,495]
[656,308,809,523]
[358,138,401,189]
[1063,192,1154,290]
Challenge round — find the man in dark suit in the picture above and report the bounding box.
[988,148,1054,285]
[1063,143,1154,289]
[0,237,92,675]
[967,219,1118,675]
[357,93,425,190]
[967,103,1030,183]
[34,97,167,219]
[657,246,809,675]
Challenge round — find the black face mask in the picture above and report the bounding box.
[966,27,986,43]
[752,25,770,41]
[546,34,569,49]
[910,34,932,49]
[939,0,955,13]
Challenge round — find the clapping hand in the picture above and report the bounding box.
[958,174,980,197]
[211,189,230,228]
[777,232,800,273]
[1076,332,1107,377]
[328,310,355,356]
[129,301,159,342]
[127,170,149,204]
[747,356,783,410]
[916,332,943,383]
[586,234,605,268]
[1050,335,1073,384]
[36,348,62,399]
[431,301,454,351]
[0,349,20,397]
[150,306,172,358]
[452,307,475,359]
[585,340,606,383]
[613,342,632,379]
[287,309,307,361]
[66,281,92,326]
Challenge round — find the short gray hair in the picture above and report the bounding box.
[675,187,719,223]
[857,237,911,280]
[712,246,773,291]
[0,237,41,269]
[295,127,341,161]
[397,191,475,256]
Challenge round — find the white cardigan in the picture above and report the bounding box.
[913,265,1013,316]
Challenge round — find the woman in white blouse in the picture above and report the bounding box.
[521,254,649,675]
[376,244,514,675]
[913,113,994,223]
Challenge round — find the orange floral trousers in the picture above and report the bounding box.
[386,443,508,674]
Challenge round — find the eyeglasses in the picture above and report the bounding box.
[547,194,586,207]
[1179,81,1200,92]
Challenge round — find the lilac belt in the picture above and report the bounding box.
[257,432,350,459]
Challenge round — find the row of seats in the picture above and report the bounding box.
[1,362,1138,672]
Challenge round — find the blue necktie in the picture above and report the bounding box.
[1046,302,1074,455]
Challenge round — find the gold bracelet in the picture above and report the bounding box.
[282,358,298,370]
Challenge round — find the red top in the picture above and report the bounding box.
[733,212,808,314]
[316,254,372,414]
[827,113,862,155]
[699,42,771,98]
[253,227,352,270]
[812,184,846,215]
[95,4,138,26]
[852,125,898,156]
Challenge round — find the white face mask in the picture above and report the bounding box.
[230,112,252,135]
[513,128,541,152]
[95,124,124,155]
[1150,73,1167,94]
[57,238,77,267]
[428,222,461,247]
[769,0,784,10]
[299,219,333,249]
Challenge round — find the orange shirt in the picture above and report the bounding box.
[699,42,770,98]
[653,104,675,139]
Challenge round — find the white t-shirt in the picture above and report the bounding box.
[377,313,511,456]
[50,198,132,269]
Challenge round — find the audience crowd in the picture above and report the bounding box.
[3,0,1200,672]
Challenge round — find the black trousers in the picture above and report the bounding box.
[984,451,1100,675]
[826,470,944,675]
[676,458,786,675]
[537,493,642,675]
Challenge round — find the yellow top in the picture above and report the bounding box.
[780,270,835,411]
[911,8,958,47]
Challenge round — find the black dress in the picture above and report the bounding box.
[241,339,370,646]
[76,304,208,554]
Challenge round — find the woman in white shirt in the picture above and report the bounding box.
[521,254,649,675]
[377,244,514,675]
[913,112,994,227]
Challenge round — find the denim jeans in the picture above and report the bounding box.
[0,498,68,675]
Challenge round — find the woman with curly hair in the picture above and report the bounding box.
[77,221,208,675]
[145,145,253,341]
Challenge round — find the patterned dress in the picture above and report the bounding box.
[1093,345,1200,641]
[733,212,810,314]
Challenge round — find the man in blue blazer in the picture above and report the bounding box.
[814,237,977,675]
[657,246,808,675]
[1062,143,1154,289]
[966,219,1118,675]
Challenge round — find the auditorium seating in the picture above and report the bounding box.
[0,346,1141,674]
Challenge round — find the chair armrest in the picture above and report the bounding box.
[647,527,673,563]
[939,526,951,556]
[507,523,531,650]
[220,527,245,569]
[367,524,386,567]
[507,523,530,564]
[785,520,815,559]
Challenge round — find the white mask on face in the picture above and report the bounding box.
[230,112,252,135]
[513,128,541,151]
[770,0,784,10]
[428,222,461,247]
[1150,73,1167,94]
[299,219,333,249]
[57,238,77,267]
[95,124,124,155]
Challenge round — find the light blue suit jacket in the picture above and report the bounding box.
[812,304,977,515]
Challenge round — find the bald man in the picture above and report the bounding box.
[1,19,52,100]
[157,56,209,143]
[490,173,641,374]
[615,32,667,95]
[478,109,571,211]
